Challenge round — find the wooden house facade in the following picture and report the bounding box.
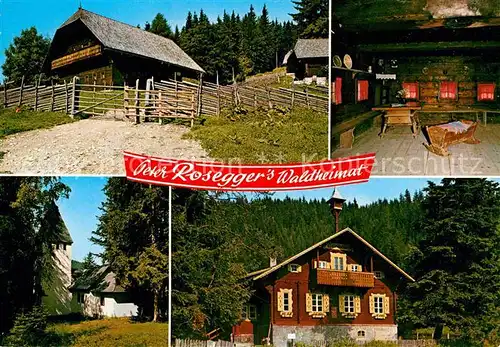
[284,39,329,80]
[43,8,204,86]
[232,193,414,347]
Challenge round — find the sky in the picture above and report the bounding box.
[0,0,295,82]
[56,177,441,262]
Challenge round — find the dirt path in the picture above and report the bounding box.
[0,119,211,175]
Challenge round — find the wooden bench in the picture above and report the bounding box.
[332,111,382,149]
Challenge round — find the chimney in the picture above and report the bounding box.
[269,257,277,267]
[328,189,346,233]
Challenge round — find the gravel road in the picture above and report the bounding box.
[0,119,211,175]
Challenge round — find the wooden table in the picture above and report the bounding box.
[372,106,421,138]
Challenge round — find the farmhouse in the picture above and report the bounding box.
[331,1,500,175]
[43,8,204,86]
[284,38,329,80]
[232,191,414,346]
[70,265,138,318]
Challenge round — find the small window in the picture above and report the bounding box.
[478,83,495,101]
[350,264,361,272]
[374,295,384,314]
[402,82,419,99]
[440,81,457,99]
[333,256,344,271]
[242,304,257,320]
[344,295,355,313]
[357,80,369,101]
[318,261,329,269]
[100,296,105,306]
[311,294,323,312]
[77,293,84,304]
[335,77,342,104]
[283,291,290,312]
[289,264,301,273]
[374,271,384,279]
[358,330,366,337]
[63,244,67,251]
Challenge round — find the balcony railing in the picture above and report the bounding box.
[316,269,375,288]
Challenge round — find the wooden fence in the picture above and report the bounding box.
[0,77,74,113]
[1,76,328,126]
[174,339,233,347]
[155,79,329,115]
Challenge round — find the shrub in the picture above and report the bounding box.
[4,306,48,346]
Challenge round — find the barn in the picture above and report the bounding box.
[43,8,204,86]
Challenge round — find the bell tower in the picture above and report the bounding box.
[328,189,346,233]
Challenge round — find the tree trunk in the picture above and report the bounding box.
[434,323,444,340]
[153,288,159,322]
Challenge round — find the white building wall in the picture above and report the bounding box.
[81,293,138,318]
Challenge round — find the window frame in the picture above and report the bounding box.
[350,264,361,272]
[311,293,323,313]
[318,260,329,269]
[374,271,384,279]
[357,330,366,338]
[344,295,355,313]
[283,291,291,312]
[374,295,384,314]
[478,83,495,101]
[333,256,345,271]
[289,264,300,273]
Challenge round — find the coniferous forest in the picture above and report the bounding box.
[142,0,328,83]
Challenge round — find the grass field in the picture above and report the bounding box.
[0,107,75,139]
[47,318,169,347]
[185,106,328,163]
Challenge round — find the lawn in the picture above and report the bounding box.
[185,106,328,163]
[0,107,75,139]
[47,318,169,347]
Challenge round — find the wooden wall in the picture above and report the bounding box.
[381,55,500,108]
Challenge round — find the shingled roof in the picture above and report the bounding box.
[293,38,329,59]
[70,265,127,293]
[59,8,204,73]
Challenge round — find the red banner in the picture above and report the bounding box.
[123,152,375,191]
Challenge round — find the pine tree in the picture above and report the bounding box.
[291,0,328,38]
[149,13,173,38]
[401,179,500,343]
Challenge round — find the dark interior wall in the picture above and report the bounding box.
[374,53,500,108]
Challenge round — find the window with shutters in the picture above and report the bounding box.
[374,271,384,279]
[288,264,301,273]
[478,83,495,101]
[278,288,293,317]
[306,292,329,318]
[339,294,361,318]
[349,264,361,272]
[369,293,389,319]
[318,261,329,269]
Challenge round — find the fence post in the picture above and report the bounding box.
[18,76,25,107]
[158,91,162,124]
[70,76,78,117]
[196,73,203,118]
[254,88,257,108]
[267,88,272,108]
[34,74,41,111]
[92,80,97,116]
[291,88,295,110]
[135,79,140,124]
[191,93,195,127]
[50,79,55,112]
[3,80,7,108]
[306,88,310,108]
[216,81,221,116]
[64,80,69,114]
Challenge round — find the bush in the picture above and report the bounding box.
[4,306,48,346]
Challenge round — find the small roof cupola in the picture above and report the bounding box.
[328,189,346,233]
